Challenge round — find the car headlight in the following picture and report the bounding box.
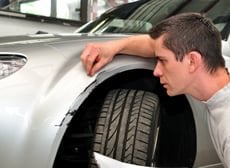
[0,54,27,80]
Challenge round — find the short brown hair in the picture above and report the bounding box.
[149,12,225,73]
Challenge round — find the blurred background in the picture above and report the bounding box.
[0,0,138,36]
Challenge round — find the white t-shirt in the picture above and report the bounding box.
[204,82,230,167]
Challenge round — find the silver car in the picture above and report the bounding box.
[0,0,230,168]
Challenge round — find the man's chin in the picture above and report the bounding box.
[166,90,179,97]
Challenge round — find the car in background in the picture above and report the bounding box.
[0,0,230,168]
[77,0,230,40]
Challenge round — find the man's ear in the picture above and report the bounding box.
[186,51,202,73]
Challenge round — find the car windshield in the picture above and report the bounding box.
[76,0,230,40]
[94,0,186,33]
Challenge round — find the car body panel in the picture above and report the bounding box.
[0,34,156,168]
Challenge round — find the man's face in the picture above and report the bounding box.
[153,36,191,96]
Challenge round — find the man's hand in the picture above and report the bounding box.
[80,42,117,76]
[80,35,154,76]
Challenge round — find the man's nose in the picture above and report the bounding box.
[153,63,163,77]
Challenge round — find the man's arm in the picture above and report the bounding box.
[80,34,155,76]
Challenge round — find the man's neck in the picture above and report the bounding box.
[189,68,230,101]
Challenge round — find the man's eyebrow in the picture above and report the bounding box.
[153,52,166,59]
[154,55,164,59]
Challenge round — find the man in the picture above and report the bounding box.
[81,13,230,167]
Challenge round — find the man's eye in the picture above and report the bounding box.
[158,58,165,63]
[159,59,164,62]
[155,57,166,64]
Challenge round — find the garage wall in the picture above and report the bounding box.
[0,15,78,37]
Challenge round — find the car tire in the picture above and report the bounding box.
[91,89,160,167]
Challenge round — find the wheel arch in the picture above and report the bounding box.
[53,68,197,167]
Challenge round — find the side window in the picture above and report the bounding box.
[0,0,88,26]
[0,0,138,26]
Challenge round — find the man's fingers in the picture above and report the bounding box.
[80,43,113,76]
[95,55,100,62]
[85,52,98,75]
[90,59,105,76]
[80,45,91,69]
[81,44,100,75]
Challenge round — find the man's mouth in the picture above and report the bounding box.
[163,84,167,88]
[161,81,168,88]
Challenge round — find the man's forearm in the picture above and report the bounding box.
[116,34,155,57]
